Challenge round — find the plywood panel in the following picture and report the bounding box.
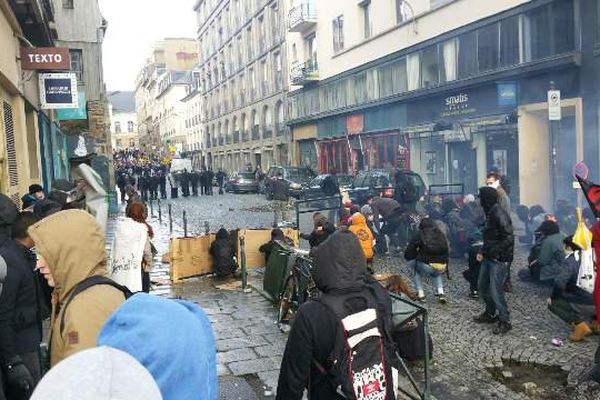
[238,228,300,269]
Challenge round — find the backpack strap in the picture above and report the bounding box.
[59,276,132,335]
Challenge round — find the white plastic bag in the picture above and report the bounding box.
[576,249,596,294]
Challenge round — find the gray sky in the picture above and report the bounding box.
[100,0,197,91]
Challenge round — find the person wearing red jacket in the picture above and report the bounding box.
[590,221,600,382]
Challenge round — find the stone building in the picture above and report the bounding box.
[108,91,138,150]
[194,0,289,173]
[134,38,198,152]
[287,0,600,210]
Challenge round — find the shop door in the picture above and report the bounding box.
[554,116,577,207]
[486,128,519,205]
[448,142,477,196]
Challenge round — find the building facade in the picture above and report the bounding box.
[135,38,198,152]
[0,0,59,205]
[108,91,138,150]
[182,70,205,168]
[194,0,289,173]
[287,0,598,211]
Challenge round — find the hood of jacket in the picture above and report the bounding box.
[28,210,107,303]
[312,230,367,293]
[216,228,229,240]
[98,294,217,400]
[537,220,560,236]
[479,187,498,214]
[350,212,367,227]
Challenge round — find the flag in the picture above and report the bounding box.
[576,175,600,218]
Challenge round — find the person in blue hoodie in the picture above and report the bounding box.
[97,294,217,400]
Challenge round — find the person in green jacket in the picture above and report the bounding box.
[530,220,565,283]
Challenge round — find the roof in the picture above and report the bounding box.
[108,91,135,113]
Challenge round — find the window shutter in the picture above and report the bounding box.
[3,101,19,187]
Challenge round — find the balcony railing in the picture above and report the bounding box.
[251,126,260,141]
[290,58,319,85]
[288,2,317,32]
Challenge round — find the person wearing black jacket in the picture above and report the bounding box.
[190,171,199,197]
[206,169,215,195]
[404,218,449,303]
[158,171,167,199]
[0,213,43,398]
[276,230,395,400]
[209,228,237,278]
[474,186,514,335]
[271,173,289,227]
[300,213,335,249]
[259,229,293,264]
[321,170,340,224]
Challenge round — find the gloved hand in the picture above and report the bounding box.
[5,357,34,393]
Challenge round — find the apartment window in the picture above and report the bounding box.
[62,0,74,9]
[524,5,551,60]
[332,15,344,53]
[406,53,420,91]
[378,58,407,97]
[292,44,298,64]
[421,45,440,88]
[596,0,600,43]
[305,34,317,63]
[440,39,457,82]
[457,31,477,79]
[70,49,84,83]
[478,23,499,72]
[360,1,372,39]
[499,16,520,67]
[115,121,121,134]
[271,3,280,42]
[127,121,134,132]
[246,27,253,59]
[396,0,409,24]
[552,0,575,54]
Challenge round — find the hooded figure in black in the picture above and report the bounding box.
[209,228,237,278]
[276,230,395,400]
[479,187,514,263]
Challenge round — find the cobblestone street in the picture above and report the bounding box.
[143,193,600,399]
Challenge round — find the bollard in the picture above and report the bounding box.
[149,199,154,218]
[240,235,248,291]
[183,210,188,238]
[168,204,173,233]
[158,199,162,223]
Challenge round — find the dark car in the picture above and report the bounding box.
[302,174,354,201]
[265,166,316,200]
[225,172,258,193]
[349,170,394,206]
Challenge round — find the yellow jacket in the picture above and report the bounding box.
[348,213,374,260]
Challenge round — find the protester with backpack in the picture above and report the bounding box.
[277,230,398,400]
[28,210,130,367]
[209,228,238,278]
[404,218,449,304]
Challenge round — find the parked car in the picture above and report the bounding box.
[264,166,316,199]
[349,170,394,206]
[225,171,258,193]
[302,174,354,201]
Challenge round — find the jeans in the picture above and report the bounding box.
[273,200,288,226]
[478,259,511,323]
[548,297,595,325]
[409,260,444,293]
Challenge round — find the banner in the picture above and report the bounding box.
[110,218,148,292]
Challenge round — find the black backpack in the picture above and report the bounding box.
[314,286,398,400]
[59,275,133,335]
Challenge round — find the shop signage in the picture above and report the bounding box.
[55,92,87,120]
[497,82,518,106]
[441,93,476,118]
[548,90,561,121]
[346,114,364,135]
[39,73,78,109]
[20,47,70,70]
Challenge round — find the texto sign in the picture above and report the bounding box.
[20,47,71,70]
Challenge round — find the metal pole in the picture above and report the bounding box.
[183,210,188,238]
[158,199,162,223]
[549,81,559,210]
[240,235,248,291]
[168,204,173,233]
[149,198,154,218]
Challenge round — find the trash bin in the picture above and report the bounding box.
[263,243,291,303]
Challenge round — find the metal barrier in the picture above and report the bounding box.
[427,183,464,202]
[294,195,342,230]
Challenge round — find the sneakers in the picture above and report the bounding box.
[436,293,447,304]
[473,312,499,324]
[493,321,512,335]
[469,290,479,299]
[569,322,593,342]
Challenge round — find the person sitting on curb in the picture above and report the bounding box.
[548,235,597,342]
[404,218,449,304]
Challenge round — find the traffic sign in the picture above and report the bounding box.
[548,90,561,121]
[573,161,589,180]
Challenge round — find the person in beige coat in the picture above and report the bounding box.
[28,210,127,367]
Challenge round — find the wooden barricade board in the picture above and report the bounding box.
[169,228,299,282]
[236,228,299,269]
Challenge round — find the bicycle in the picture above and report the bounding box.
[278,248,317,323]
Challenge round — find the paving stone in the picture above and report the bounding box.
[218,348,258,364]
[228,358,280,376]
[254,344,286,358]
[216,337,269,352]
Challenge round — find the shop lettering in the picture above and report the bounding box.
[445,93,469,106]
[28,53,63,64]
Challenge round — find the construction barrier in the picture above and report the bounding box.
[169,228,299,282]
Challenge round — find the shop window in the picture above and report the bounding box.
[457,31,477,79]
[478,23,499,72]
[499,16,520,67]
[421,45,440,88]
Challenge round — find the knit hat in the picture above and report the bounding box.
[28,184,43,195]
[97,294,217,400]
[30,346,162,400]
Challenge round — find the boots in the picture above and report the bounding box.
[569,322,592,342]
[590,320,600,335]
